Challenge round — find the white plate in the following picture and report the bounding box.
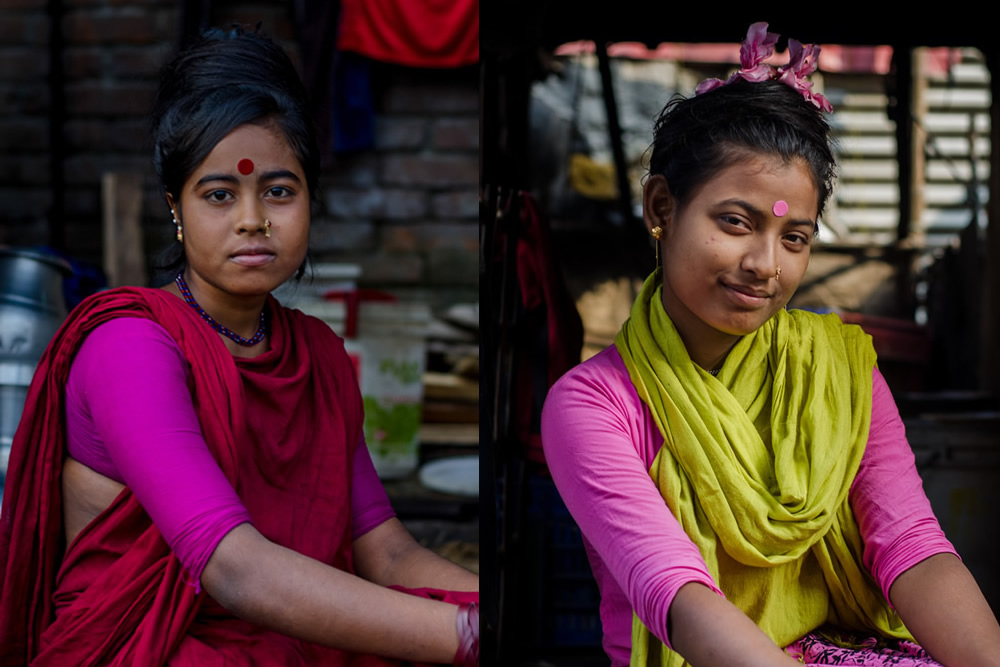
[418,456,479,497]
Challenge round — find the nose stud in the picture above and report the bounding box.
[775,266,782,280]
[264,219,271,238]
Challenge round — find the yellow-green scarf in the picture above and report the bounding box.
[616,271,911,667]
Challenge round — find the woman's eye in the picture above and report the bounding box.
[266,186,293,198]
[206,190,231,202]
[720,215,747,229]
[784,234,810,247]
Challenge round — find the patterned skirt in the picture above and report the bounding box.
[785,628,943,666]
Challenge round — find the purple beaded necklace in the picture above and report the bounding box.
[175,273,267,346]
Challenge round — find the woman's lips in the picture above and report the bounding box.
[723,282,772,306]
[230,249,275,267]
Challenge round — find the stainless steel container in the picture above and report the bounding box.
[0,248,72,496]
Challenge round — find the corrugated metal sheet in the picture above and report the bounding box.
[826,49,991,248]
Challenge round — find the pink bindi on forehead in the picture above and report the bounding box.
[237,159,254,175]
[772,200,789,217]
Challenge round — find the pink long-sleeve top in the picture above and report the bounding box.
[541,345,956,667]
[64,317,396,588]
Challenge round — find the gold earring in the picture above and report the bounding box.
[264,219,272,239]
[172,210,183,243]
[775,266,782,280]
[650,226,663,262]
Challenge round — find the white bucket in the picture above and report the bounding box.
[297,297,430,479]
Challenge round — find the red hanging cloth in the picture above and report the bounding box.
[337,0,479,68]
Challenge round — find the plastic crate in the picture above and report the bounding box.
[522,474,603,647]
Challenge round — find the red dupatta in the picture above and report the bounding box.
[0,287,362,665]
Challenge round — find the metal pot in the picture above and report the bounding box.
[0,248,72,495]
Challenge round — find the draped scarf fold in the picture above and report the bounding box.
[616,271,911,667]
[0,287,364,665]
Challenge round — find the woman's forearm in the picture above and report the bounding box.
[353,518,478,592]
[202,523,460,664]
[381,540,479,592]
[890,552,1000,667]
[668,582,800,666]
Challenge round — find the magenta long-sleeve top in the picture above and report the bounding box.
[64,317,396,589]
[541,345,956,666]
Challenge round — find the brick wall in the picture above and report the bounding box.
[0,0,59,248]
[315,67,479,310]
[0,0,479,313]
[62,1,177,262]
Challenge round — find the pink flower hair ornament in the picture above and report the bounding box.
[695,22,833,112]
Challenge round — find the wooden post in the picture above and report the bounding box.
[893,49,927,319]
[907,48,928,248]
[101,172,147,287]
[981,50,1000,394]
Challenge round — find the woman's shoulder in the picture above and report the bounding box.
[551,345,630,389]
[542,344,663,472]
[73,315,185,375]
[70,286,195,337]
[80,285,177,308]
[545,345,643,415]
[75,286,222,345]
[82,315,176,348]
[69,316,187,403]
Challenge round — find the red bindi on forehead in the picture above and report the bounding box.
[237,159,254,175]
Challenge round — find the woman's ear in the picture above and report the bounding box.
[165,193,177,218]
[642,174,674,236]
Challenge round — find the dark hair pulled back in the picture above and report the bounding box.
[149,25,318,281]
[648,78,836,218]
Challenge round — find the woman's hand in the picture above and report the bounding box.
[668,582,801,666]
[890,552,1000,667]
[201,523,464,664]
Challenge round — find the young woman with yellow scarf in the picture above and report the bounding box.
[541,23,1000,667]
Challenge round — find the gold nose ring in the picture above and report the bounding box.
[775,266,782,280]
[264,219,272,238]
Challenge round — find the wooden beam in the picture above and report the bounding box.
[595,39,635,230]
[101,172,147,287]
[981,50,1000,394]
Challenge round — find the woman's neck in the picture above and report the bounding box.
[690,346,732,374]
[161,275,270,358]
[658,285,740,373]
